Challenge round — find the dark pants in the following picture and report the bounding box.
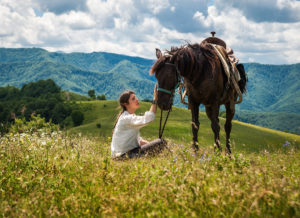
[122,138,167,159]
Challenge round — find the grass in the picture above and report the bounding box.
[0,103,300,217]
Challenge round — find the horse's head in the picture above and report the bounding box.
[150,48,180,111]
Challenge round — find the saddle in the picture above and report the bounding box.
[201,32,242,103]
[210,44,241,85]
[202,32,241,85]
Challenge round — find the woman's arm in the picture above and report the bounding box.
[120,84,158,128]
[149,84,158,114]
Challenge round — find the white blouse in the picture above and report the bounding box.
[111,110,155,157]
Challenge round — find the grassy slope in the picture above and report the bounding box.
[233,110,300,135]
[61,91,90,101]
[69,100,300,153]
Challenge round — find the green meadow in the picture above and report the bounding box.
[1,100,299,217]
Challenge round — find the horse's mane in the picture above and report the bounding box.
[150,42,218,77]
[149,55,170,76]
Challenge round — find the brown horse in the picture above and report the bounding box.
[150,42,247,154]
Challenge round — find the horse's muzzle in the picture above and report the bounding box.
[158,99,172,111]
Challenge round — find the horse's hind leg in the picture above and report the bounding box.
[190,102,200,150]
[224,101,235,154]
[205,105,221,152]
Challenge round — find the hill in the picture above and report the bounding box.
[0,48,299,134]
[0,48,156,100]
[238,63,300,113]
[233,110,300,135]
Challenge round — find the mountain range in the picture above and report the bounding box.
[0,48,299,134]
[0,48,156,100]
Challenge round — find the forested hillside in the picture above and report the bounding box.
[0,48,155,100]
[0,79,90,135]
[239,63,300,113]
[233,111,300,134]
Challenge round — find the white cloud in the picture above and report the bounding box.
[143,0,170,14]
[0,0,299,64]
[60,11,95,30]
[192,4,300,64]
[193,11,212,27]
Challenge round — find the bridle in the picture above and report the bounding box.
[157,62,181,139]
[157,63,181,95]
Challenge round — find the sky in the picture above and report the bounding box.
[0,0,300,64]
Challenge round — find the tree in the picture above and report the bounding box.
[0,86,21,101]
[71,110,84,126]
[51,103,72,124]
[88,90,96,99]
[97,94,106,100]
[21,79,61,98]
[0,80,73,131]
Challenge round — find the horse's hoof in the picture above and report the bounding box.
[214,143,222,153]
[192,142,199,151]
[225,148,232,156]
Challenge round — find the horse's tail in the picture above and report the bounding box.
[236,63,248,94]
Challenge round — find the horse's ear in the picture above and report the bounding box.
[156,48,162,59]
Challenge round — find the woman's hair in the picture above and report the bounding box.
[113,90,135,132]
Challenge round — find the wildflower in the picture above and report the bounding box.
[199,154,210,162]
[283,141,290,147]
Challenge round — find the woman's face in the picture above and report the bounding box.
[126,93,139,112]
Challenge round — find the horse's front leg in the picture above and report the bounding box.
[190,102,200,150]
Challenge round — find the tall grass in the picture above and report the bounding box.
[0,117,299,217]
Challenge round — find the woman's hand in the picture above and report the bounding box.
[139,139,149,146]
[150,84,158,113]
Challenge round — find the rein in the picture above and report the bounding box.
[159,107,172,139]
[158,89,175,138]
[157,63,181,139]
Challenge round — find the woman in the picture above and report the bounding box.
[111,85,165,158]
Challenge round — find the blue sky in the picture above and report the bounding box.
[1,0,300,64]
